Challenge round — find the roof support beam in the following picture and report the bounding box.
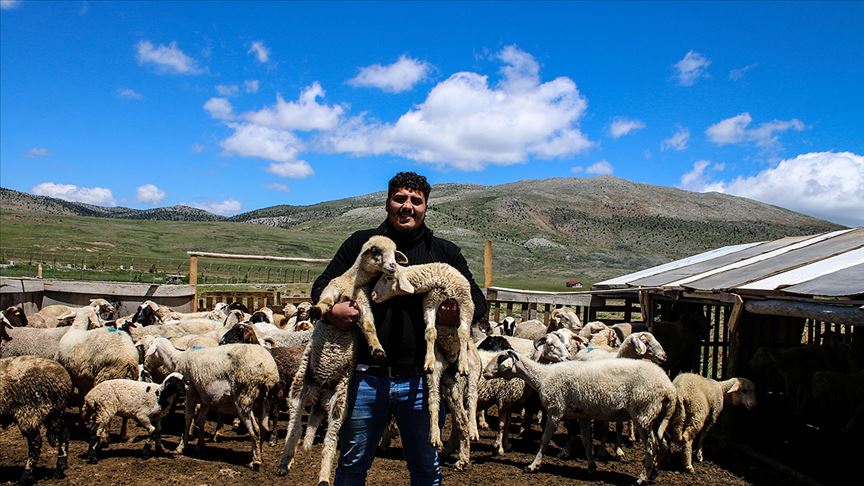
[744,299,864,326]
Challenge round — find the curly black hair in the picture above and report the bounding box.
[387,171,431,201]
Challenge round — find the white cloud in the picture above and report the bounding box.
[248,41,269,63]
[216,84,239,97]
[586,160,614,175]
[116,87,143,100]
[191,198,242,216]
[323,45,591,170]
[674,50,710,86]
[191,144,205,154]
[267,160,314,178]
[244,83,344,131]
[661,125,690,151]
[25,147,50,158]
[0,0,21,10]
[609,118,645,138]
[135,40,201,75]
[244,79,259,93]
[570,166,584,174]
[32,182,116,206]
[203,97,234,120]
[679,160,726,192]
[729,64,757,81]
[348,55,432,93]
[265,182,289,192]
[706,112,805,149]
[136,184,166,205]
[679,152,864,227]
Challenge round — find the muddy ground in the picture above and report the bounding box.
[0,410,810,486]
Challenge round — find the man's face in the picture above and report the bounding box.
[387,186,427,233]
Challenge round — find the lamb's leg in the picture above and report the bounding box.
[526,413,560,472]
[52,417,70,479]
[443,377,471,471]
[456,308,472,375]
[119,417,130,442]
[237,400,262,470]
[637,424,658,485]
[20,428,42,486]
[153,420,165,455]
[580,419,597,474]
[614,419,626,460]
[138,416,157,459]
[423,306,438,373]
[87,418,108,464]
[427,357,444,450]
[304,406,326,450]
[309,291,337,320]
[276,372,310,476]
[175,393,197,454]
[318,375,352,486]
[694,418,715,464]
[494,403,512,456]
[268,389,283,447]
[194,406,210,451]
[466,365,480,441]
[477,409,490,430]
[354,291,385,359]
[682,427,695,473]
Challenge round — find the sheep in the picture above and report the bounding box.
[284,302,314,330]
[371,261,475,375]
[310,235,407,359]
[132,300,223,325]
[1,311,12,342]
[575,331,666,364]
[533,328,586,363]
[82,372,186,463]
[547,307,582,333]
[0,355,73,485]
[3,306,28,327]
[276,320,359,484]
[25,299,115,328]
[477,335,519,352]
[144,337,279,469]
[1,314,84,359]
[578,320,611,339]
[484,350,676,484]
[669,373,756,472]
[473,348,533,456]
[512,318,546,341]
[129,317,224,341]
[810,369,864,433]
[438,338,482,471]
[56,307,140,404]
[496,316,517,336]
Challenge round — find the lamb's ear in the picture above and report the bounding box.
[395,250,408,265]
[633,335,647,355]
[396,272,415,294]
[727,380,740,394]
[534,336,547,349]
[144,341,158,358]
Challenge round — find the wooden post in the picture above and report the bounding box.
[726,294,745,378]
[189,255,198,311]
[483,239,493,289]
[36,262,43,279]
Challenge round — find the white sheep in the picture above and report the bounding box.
[310,235,407,359]
[56,307,140,403]
[547,307,582,333]
[473,348,533,456]
[669,373,757,472]
[276,320,359,485]
[512,318,546,341]
[82,373,186,463]
[437,335,481,471]
[144,338,279,470]
[371,261,475,375]
[484,350,676,484]
[0,355,73,484]
[24,299,115,328]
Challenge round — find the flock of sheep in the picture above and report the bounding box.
[9,233,853,485]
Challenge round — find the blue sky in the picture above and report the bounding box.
[1,1,862,226]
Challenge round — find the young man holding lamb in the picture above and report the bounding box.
[312,171,487,486]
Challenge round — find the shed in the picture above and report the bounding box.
[593,227,864,484]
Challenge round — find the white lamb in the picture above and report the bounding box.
[669,373,756,473]
[484,350,676,484]
[371,261,475,375]
[144,338,279,470]
[82,373,186,463]
[310,235,407,359]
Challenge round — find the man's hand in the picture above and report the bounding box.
[327,301,360,330]
[436,299,460,327]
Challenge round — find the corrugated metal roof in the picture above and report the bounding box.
[594,228,864,299]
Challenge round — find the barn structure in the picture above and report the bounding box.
[593,227,863,484]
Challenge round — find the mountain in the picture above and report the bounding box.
[0,178,843,288]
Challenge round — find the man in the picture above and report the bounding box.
[311,171,488,486]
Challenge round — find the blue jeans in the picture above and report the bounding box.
[333,371,442,486]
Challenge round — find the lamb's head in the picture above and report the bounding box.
[499,316,517,336]
[358,235,407,276]
[219,322,262,345]
[3,306,27,327]
[223,309,247,327]
[143,337,174,371]
[132,301,163,326]
[157,372,186,409]
[0,311,13,342]
[226,301,251,314]
[282,303,298,319]
[588,328,621,348]
[251,307,274,324]
[295,302,313,322]
[726,377,757,410]
[293,320,313,331]
[89,298,116,320]
[60,306,103,330]
[483,350,527,380]
[548,307,582,333]
[626,331,667,364]
[579,320,610,339]
[370,266,415,303]
[533,332,568,363]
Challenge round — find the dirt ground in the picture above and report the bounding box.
[0,410,808,486]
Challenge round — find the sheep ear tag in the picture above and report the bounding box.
[634,337,647,355]
[501,356,513,369]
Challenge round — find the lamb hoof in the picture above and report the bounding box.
[453,461,469,472]
[587,462,597,475]
[370,347,386,359]
[695,451,704,463]
[685,465,695,474]
[317,481,330,486]
[525,463,540,473]
[309,307,323,320]
[86,455,98,465]
[53,468,67,480]
[275,465,289,477]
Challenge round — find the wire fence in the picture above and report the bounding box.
[0,247,327,285]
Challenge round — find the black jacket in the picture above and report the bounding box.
[311,221,488,368]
